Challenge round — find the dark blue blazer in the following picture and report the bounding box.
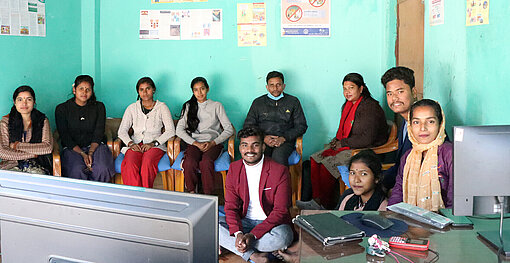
[382,119,412,189]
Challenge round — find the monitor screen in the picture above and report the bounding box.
[0,171,218,262]
[453,125,510,216]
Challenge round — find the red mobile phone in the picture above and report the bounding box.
[388,236,430,251]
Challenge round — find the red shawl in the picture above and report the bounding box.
[322,96,363,157]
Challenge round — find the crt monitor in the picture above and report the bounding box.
[453,125,510,216]
[0,171,218,263]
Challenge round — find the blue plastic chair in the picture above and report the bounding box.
[171,129,235,194]
[114,150,173,190]
[112,134,176,190]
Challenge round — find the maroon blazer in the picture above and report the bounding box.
[224,157,292,239]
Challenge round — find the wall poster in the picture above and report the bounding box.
[281,0,330,37]
[429,0,444,26]
[237,3,267,46]
[140,9,222,40]
[466,0,489,26]
[0,0,45,37]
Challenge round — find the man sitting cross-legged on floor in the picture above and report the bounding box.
[219,127,294,263]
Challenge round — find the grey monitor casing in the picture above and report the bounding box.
[453,125,510,216]
[0,171,218,263]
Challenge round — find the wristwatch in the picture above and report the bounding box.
[152,140,160,147]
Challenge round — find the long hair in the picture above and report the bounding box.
[8,85,46,143]
[179,77,209,135]
[73,75,96,104]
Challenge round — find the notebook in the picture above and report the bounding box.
[293,212,365,246]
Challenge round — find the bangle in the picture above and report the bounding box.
[79,151,86,156]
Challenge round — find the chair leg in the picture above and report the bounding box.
[289,163,302,207]
[221,171,227,196]
[175,170,185,192]
[161,170,169,191]
[167,169,175,191]
[297,160,302,203]
[115,173,123,185]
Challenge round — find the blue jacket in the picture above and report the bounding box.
[382,119,412,189]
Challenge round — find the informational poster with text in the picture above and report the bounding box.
[0,0,45,37]
[139,9,222,40]
[281,0,330,37]
[429,0,444,26]
[466,0,489,26]
[237,3,266,47]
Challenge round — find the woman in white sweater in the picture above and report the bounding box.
[118,77,175,188]
[176,77,233,194]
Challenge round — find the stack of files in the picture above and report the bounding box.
[293,212,365,246]
[388,203,453,229]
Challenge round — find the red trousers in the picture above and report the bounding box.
[121,147,165,188]
[182,144,223,194]
[311,157,338,209]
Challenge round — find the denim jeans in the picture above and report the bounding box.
[219,216,293,261]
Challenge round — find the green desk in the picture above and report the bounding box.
[298,210,510,262]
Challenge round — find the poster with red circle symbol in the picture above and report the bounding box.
[309,0,326,8]
[281,0,330,37]
[286,5,303,22]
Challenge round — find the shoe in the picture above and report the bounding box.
[296,199,324,210]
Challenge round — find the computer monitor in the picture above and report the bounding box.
[453,125,510,216]
[0,171,218,263]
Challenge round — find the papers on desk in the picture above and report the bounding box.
[388,203,453,229]
[293,212,365,246]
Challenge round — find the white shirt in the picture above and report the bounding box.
[402,120,408,144]
[244,155,267,221]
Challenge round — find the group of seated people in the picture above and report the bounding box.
[219,67,452,263]
[0,67,452,263]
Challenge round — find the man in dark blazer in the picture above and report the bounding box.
[219,127,293,263]
[381,66,417,189]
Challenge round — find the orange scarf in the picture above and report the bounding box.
[402,108,446,211]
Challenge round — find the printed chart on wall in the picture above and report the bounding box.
[140,9,222,40]
[466,0,489,26]
[0,0,45,37]
[237,3,266,47]
[151,0,207,3]
[281,0,330,37]
[429,0,444,26]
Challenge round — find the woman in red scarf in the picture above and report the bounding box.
[308,73,388,209]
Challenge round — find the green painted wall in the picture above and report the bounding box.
[424,1,510,134]
[0,1,82,126]
[97,0,397,158]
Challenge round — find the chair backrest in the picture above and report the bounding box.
[386,119,397,143]
[105,118,122,139]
